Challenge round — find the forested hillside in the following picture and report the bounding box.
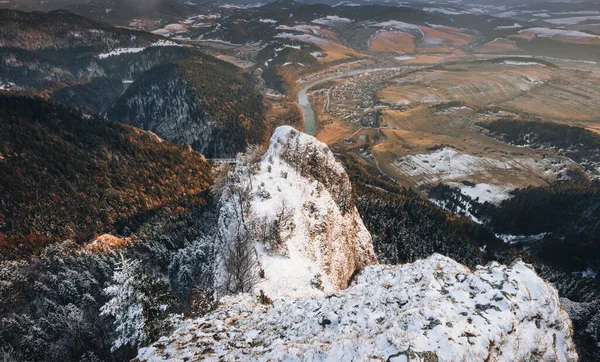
[339,154,506,268]
[0,95,212,259]
[0,9,270,157]
[107,56,268,157]
[479,119,600,170]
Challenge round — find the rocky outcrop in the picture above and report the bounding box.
[138,254,578,361]
[215,126,377,299]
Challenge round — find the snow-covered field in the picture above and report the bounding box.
[137,254,577,361]
[446,182,512,205]
[372,21,425,37]
[502,60,541,66]
[495,23,522,30]
[422,7,464,15]
[545,16,600,26]
[518,27,600,39]
[312,15,352,25]
[394,148,572,184]
[395,148,506,179]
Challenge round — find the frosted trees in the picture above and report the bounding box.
[100,256,177,351]
[101,257,146,351]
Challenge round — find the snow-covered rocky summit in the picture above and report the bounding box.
[137,254,578,361]
[214,126,376,299]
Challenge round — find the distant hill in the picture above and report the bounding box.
[0,0,204,27]
[0,9,270,157]
[0,95,213,259]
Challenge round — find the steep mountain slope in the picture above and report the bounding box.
[138,254,578,361]
[0,9,269,156]
[214,126,376,298]
[106,58,268,157]
[0,95,212,259]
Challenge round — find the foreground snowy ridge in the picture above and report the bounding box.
[214,126,376,299]
[137,254,577,362]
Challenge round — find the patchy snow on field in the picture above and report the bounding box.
[395,148,507,180]
[312,15,352,25]
[519,27,600,39]
[151,23,189,36]
[275,33,331,47]
[137,254,578,362]
[503,60,540,66]
[333,1,360,6]
[447,182,512,205]
[545,16,600,25]
[494,10,519,18]
[395,55,416,61]
[97,40,180,59]
[495,23,523,30]
[277,24,325,36]
[372,21,425,37]
[422,7,464,15]
[394,148,572,185]
[259,18,277,23]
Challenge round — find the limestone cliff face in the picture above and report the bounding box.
[215,126,377,299]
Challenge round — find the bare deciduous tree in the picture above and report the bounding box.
[223,229,259,294]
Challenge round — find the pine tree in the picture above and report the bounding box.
[100,256,177,351]
[100,257,147,351]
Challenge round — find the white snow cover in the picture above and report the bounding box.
[394,148,571,183]
[372,21,425,37]
[395,148,507,179]
[447,182,513,205]
[545,16,600,25]
[495,23,523,30]
[395,55,416,61]
[97,40,180,59]
[137,254,578,361]
[214,126,376,299]
[519,27,600,39]
[503,61,540,66]
[422,7,464,15]
[312,16,353,25]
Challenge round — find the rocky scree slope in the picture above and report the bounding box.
[137,126,578,361]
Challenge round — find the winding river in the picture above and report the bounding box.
[298,67,407,135]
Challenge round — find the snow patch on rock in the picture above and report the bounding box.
[138,254,578,362]
[214,126,376,300]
